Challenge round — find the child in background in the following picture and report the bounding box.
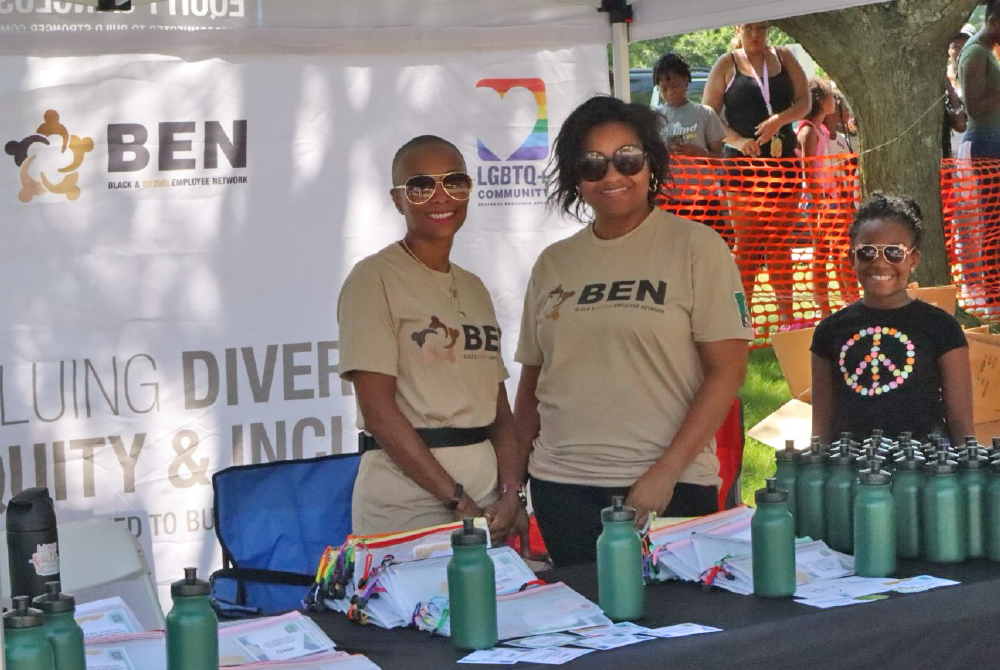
[653,52,726,157]
[796,77,834,165]
[810,192,975,444]
[798,78,837,316]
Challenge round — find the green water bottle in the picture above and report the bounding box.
[796,437,828,540]
[448,518,498,650]
[892,444,925,559]
[854,461,895,577]
[987,458,1000,561]
[3,596,55,670]
[752,478,796,598]
[597,496,644,621]
[824,442,855,553]
[33,581,85,670]
[166,568,218,670]
[959,445,989,559]
[774,439,800,519]
[923,451,967,563]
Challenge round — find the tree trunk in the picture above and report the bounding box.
[777,0,979,287]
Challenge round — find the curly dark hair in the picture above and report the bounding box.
[808,78,833,118]
[849,191,924,248]
[547,95,670,222]
[652,52,691,85]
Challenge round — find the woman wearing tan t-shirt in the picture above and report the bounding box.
[513,97,752,566]
[338,135,528,544]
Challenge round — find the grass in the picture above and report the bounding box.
[737,347,792,505]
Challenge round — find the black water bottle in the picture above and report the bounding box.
[6,488,60,600]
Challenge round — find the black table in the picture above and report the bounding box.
[311,559,1000,670]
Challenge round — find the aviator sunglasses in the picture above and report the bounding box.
[393,172,473,205]
[851,244,916,264]
[577,144,647,182]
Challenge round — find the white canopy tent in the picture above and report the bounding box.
[2,0,884,58]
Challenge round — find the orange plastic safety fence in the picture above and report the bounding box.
[941,158,1000,323]
[661,154,861,346]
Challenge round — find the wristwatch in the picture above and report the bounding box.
[500,481,528,508]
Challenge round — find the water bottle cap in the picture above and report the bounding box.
[5,487,57,533]
[799,440,828,465]
[171,567,210,597]
[775,439,799,462]
[859,460,892,485]
[755,478,789,504]
[924,451,958,475]
[893,448,925,471]
[451,518,488,546]
[827,441,855,467]
[32,580,75,614]
[959,446,989,470]
[601,495,636,523]
[3,595,45,629]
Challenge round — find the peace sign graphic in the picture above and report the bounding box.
[838,326,916,396]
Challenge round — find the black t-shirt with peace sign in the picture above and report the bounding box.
[811,300,968,441]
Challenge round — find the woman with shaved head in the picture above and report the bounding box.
[337,135,528,545]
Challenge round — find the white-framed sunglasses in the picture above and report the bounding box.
[851,244,917,264]
[392,172,473,205]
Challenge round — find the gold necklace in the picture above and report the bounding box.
[399,239,466,317]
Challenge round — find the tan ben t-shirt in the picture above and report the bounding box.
[515,208,752,488]
[338,242,508,534]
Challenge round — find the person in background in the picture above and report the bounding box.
[810,193,974,444]
[702,22,810,321]
[512,96,752,567]
[959,1,1000,159]
[703,22,810,161]
[948,24,975,96]
[824,90,854,157]
[653,52,731,243]
[338,135,529,544]
[797,77,837,316]
[653,52,726,157]
[797,77,835,166]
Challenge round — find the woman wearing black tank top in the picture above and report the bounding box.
[703,22,809,159]
[703,22,810,321]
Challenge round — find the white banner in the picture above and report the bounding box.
[0,43,609,603]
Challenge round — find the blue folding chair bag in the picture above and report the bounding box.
[211,452,361,615]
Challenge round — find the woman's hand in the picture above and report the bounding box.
[733,136,761,157]
[484,494,531,555]
[625,470,677,530]
[452,493,483,522]
[755,114,783,144]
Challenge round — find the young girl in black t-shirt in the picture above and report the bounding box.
[810,192,975,444]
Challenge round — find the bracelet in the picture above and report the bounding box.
[445,482,465,511]
[499,481,528,508]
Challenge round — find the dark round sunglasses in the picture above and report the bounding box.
[393,172,473,205]
[576,144,647,182]
[851,244,916,264]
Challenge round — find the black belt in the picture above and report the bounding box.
[358,426,491,453]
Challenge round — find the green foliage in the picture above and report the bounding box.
[738,347,792,505]
[627,26,795,70]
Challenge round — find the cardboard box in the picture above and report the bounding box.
[750,285,999,450]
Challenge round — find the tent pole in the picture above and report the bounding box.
[611,21,630,102]
[600,0,633,102]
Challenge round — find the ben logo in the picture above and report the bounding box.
[476,78,548,161]
[541,284,576,320]
[4,110,94,203]
[410,316,500,364]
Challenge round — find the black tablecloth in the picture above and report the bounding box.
[311,559,1000,670]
